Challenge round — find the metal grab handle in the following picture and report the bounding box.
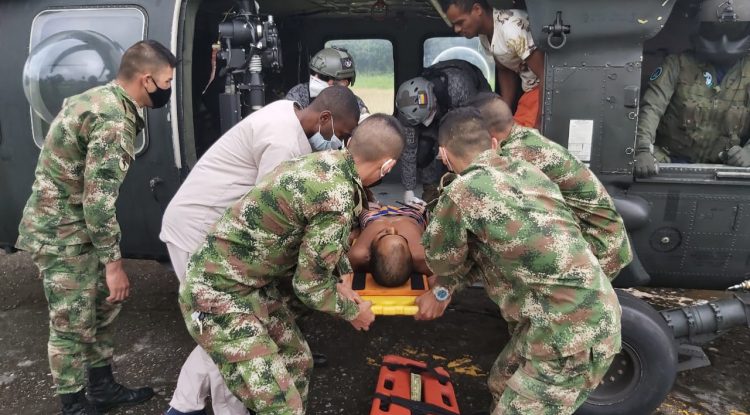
[547,32,567,49]
[542,11,571,50]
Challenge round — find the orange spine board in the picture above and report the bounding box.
[370,355,460,415]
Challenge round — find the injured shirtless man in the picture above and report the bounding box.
[348,202,431,287]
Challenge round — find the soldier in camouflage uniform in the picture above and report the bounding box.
[395,59,491,203]
[179,114,405,414]
[635,0,750,177]
[15,40,176,415]
[286,47,369,150]
[415,108,621,415]
[161,86,362,415]
[469,92,632,280]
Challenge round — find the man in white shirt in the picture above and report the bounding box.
[161,86,361,415]
[441,0,545,128]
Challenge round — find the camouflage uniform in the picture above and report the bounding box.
[401,60,491,192]
[15,82,143,394]
[424,150,621,415]
[501,125,632,279]
[636,53,750,163]
[179,151,364,414]
[285,82,369,114]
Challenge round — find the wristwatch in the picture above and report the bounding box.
[432,286,450,302]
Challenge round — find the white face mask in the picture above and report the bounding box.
[380,159,395,178]
[309,75,330,98]
[440,148,454,172]
[422,107,437,127]
[308,115,341,151]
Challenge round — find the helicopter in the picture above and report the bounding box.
[1,0,749,413]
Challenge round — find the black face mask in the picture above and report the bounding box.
[146,77,172,109]
[366,178,383,188]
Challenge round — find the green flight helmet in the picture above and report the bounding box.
[395,76,437,127]
[309,47,357,85]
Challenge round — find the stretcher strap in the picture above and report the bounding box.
[353,271,368,290]
[383,362,450,385]
[353,272,427,290]
[374,393,460,415]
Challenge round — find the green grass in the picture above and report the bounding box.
[353,71,495,91]
[355,73,394,90]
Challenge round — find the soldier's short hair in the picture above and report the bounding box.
[438,107,492,159]
[118,40,178,80]
[347,114,406,162]
[309,85,361,125]
[370,237,413,288]
[467,92,514,134]
[439,0,492,13]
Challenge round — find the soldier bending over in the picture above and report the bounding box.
[179,115,405,414]
[416,108,621,415]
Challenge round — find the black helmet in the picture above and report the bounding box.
[693,0,750,66]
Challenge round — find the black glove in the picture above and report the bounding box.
[634,151,659,178]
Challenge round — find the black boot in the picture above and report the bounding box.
[164,407,207,415]
[60,389,100,415]
[86,365,154,413]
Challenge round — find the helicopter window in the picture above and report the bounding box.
[324,39,395,114]
[423,37,496,90]
[25,8,147,153]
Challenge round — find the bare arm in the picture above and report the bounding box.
[347,222,382,271]
[497,64,519,108]
[401,224,430,275]
[347,227,369,271]
[524,49,545,128]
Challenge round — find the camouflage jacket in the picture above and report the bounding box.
[180,150,365,321]
[501,125,632,279]
[285,82,369,114]
[16,82,143,263]
[424,150,621,359]
[637,53,750,163]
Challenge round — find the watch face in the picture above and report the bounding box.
[435,287,450,301]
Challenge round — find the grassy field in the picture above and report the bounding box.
[352,73,394,114]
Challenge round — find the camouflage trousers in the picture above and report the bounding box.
[488,333,619,415]
[31,244,121,395]
[181,291,313,415]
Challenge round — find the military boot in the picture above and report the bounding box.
[86,365,154,412]
[60,389,100,415]
[164,407,207,415]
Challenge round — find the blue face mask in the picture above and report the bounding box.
[308,115,342,151]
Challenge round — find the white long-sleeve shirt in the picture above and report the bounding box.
[160,100,311,253]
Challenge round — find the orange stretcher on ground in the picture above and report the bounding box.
[348,271,430,315]
[371,355,460,415]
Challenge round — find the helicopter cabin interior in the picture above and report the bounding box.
[180,0,717,171]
